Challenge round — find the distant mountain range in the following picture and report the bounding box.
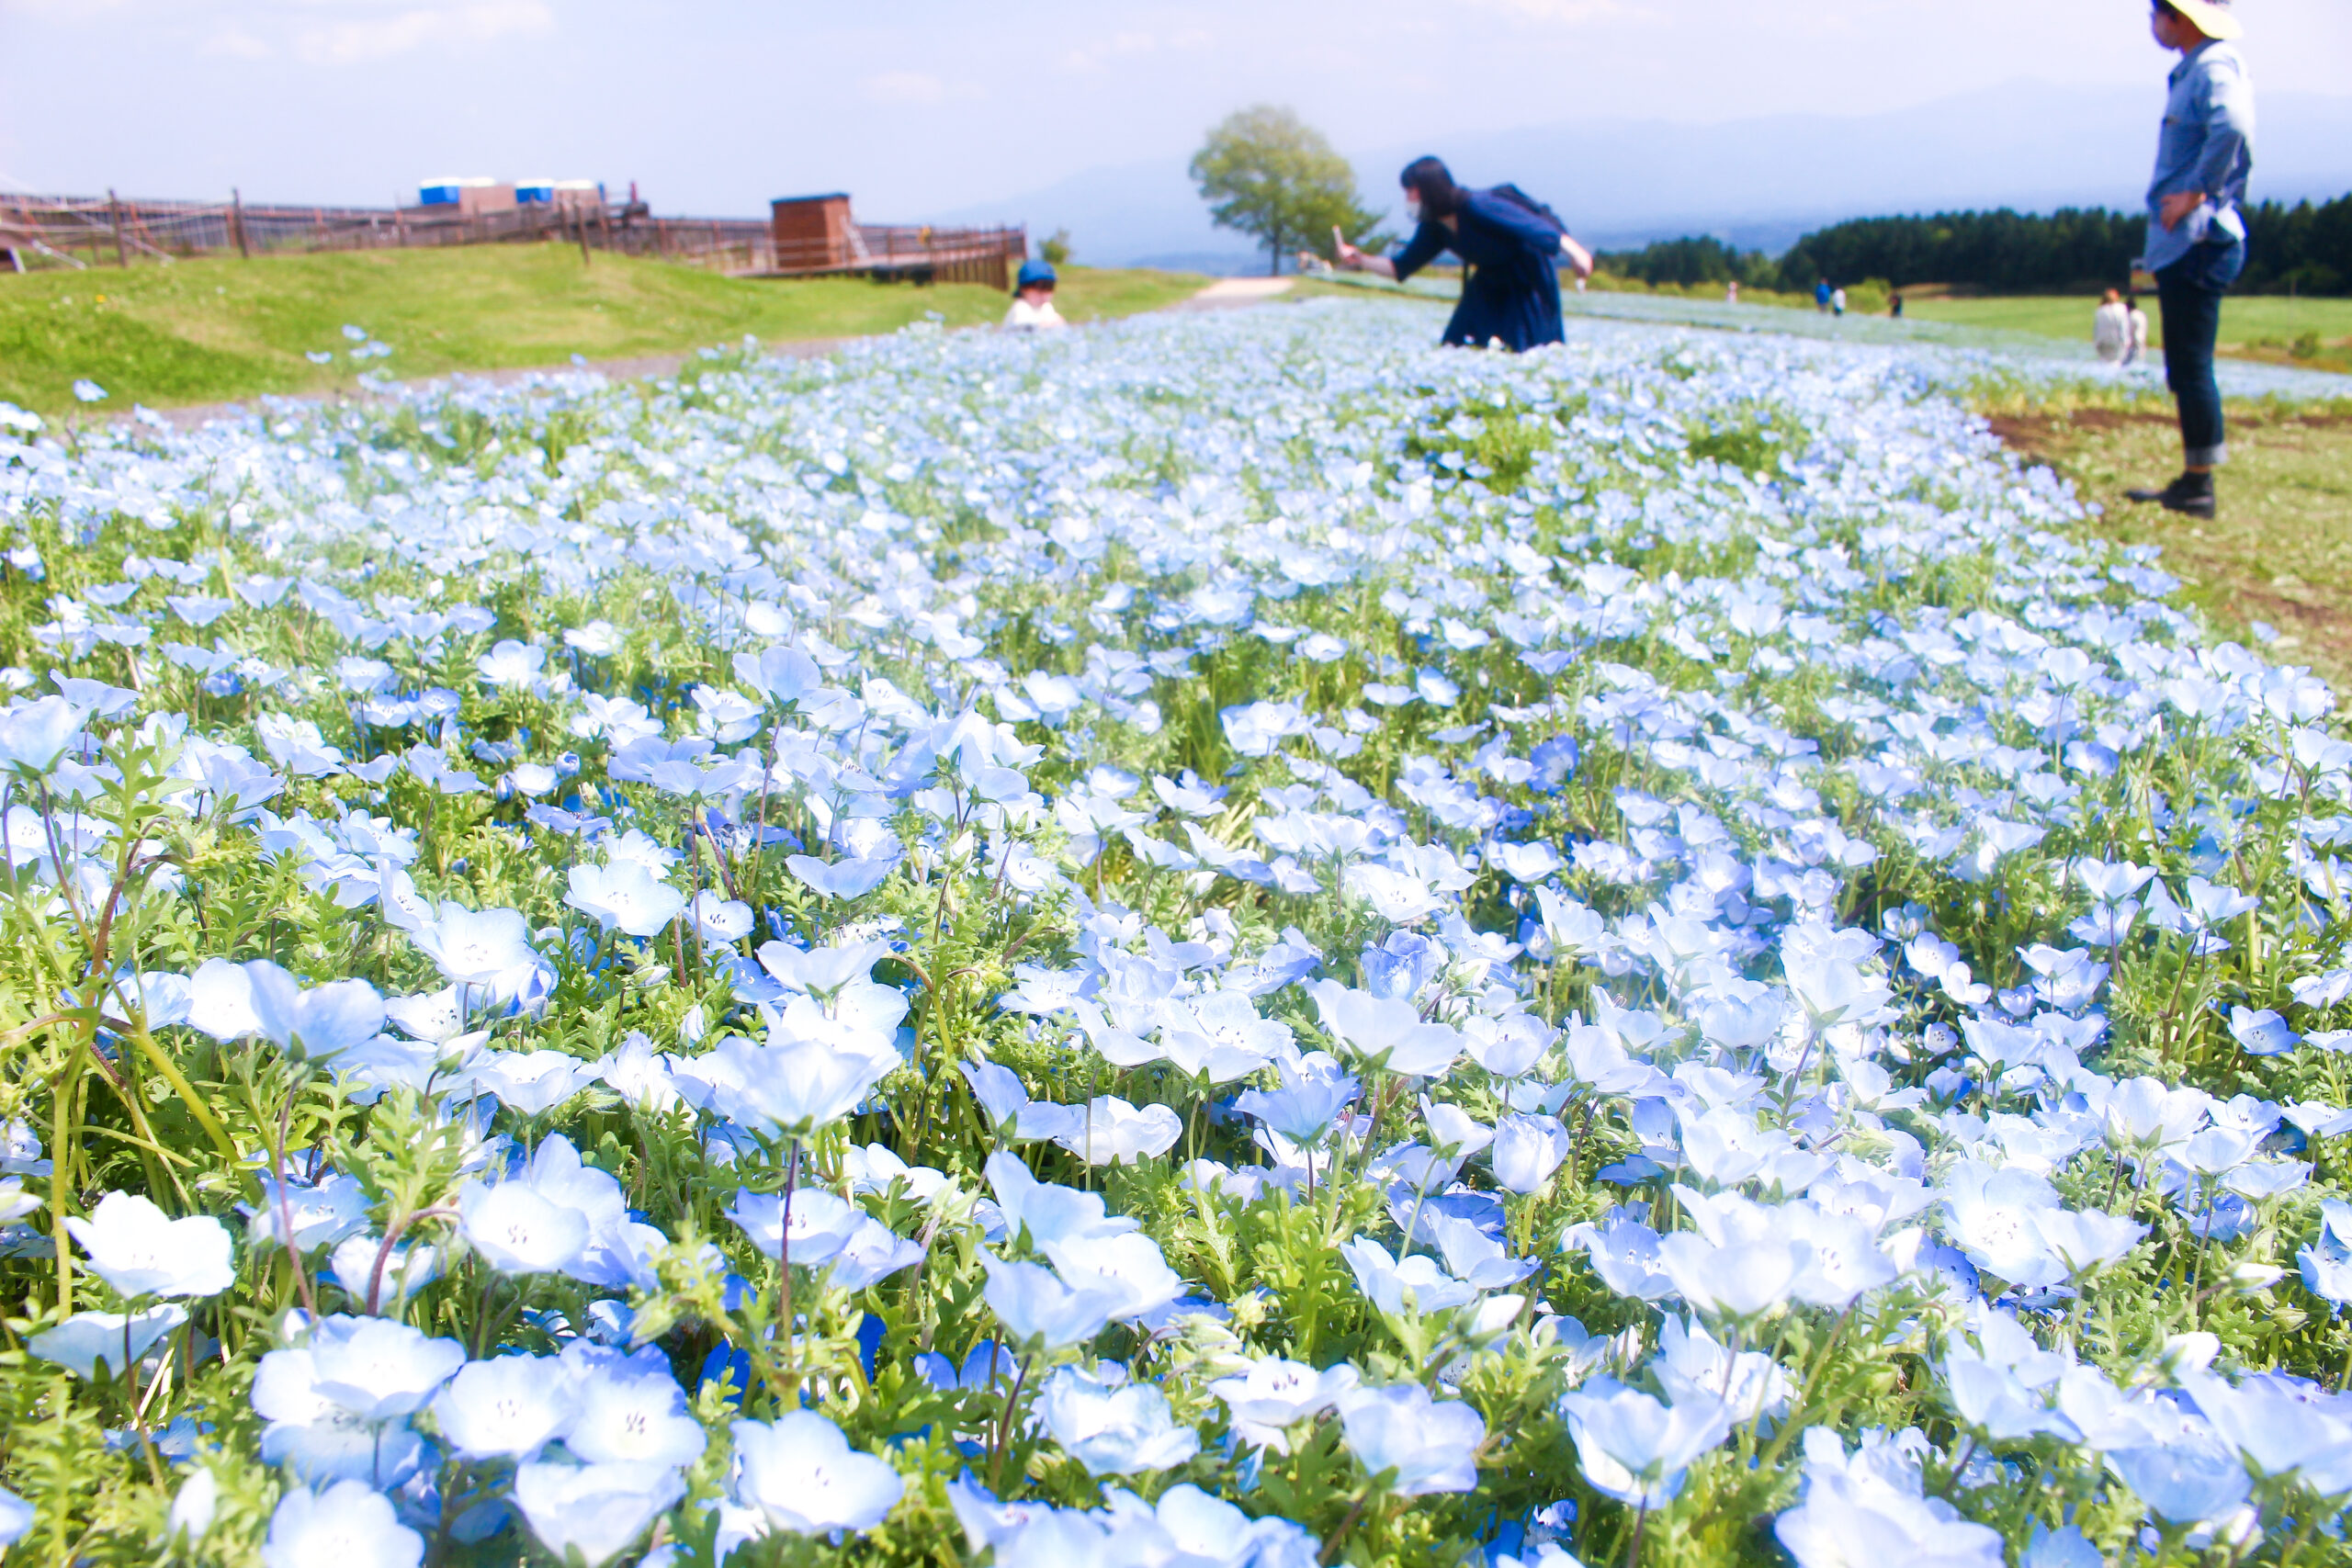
[938,80,2352,274]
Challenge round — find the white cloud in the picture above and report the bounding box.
[1058,28,1214,73]
[1455,0,1647,23]
[861,70,945,105]
[287,0,554,66]
[199,26,273,58]
[858,70,983,107]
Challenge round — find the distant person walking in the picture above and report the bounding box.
[1889,292,1905,318]
[2094,288,2132,363]
[2126,0,2255,520]
[1333,157,1594,352]
[1830,287,1848,317]
[2125,292,2151,367]
[1003,260,1067,332]
[1814,277,1833,312]
[1726,280,1740,304]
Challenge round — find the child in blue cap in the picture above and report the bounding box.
[1004,259,1067,332]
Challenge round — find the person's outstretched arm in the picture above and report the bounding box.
[1334,227,1397,279]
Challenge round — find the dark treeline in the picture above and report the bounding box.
[1598,191,2352,296]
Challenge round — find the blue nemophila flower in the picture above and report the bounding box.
[429,1353,577,1461]
[1306,979,1464,1077]
[406,902,539,987]
[1559,1380,1732,1509]
[64,1192,233,1299]
[786,849,899,899]
[982,1256,1122,1349]
[28,1303,187,1378]
[459,1180,589,1276]
[0,694,93,772]
[1341,1236,1478,1316]
[1489,1113,1572,1192]
[2299,1198,2352,1307]
[1035,1363,1202,1476]
[2106,1409,2251,1525]
[726,1186,865,1269]
[731,1411,904,1533]
[165,1467,217,1545]
[1207,1356,1360,1452]
[694,1033,892,1136]
[512,1460,685,1567]
[2180,1368,2352,1496]
[1232,1057,1358,1147]
[185,959,382,1064]
[1772,1427,2002,1568]
[564,1358,706,1467]
[261,1480,422,1568]
[1336,1382,1484,1495]
[565,859,686,937]
[2227,1005,2299,1056]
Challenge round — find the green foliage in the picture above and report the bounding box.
[0,250,1208,420]
[1189,106,1392,277]
[1602,190,2352,298]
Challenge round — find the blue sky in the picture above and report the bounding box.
[4,0,2348,219]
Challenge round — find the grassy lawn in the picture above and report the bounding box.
[1980,386,2352,688]
[0,246,1205,419]
[1903,294,2352,372]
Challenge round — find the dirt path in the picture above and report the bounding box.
[1987,400,2352,689]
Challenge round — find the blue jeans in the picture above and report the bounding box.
[2154,237,2245,467]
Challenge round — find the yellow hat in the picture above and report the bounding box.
[2165,0,2244,40]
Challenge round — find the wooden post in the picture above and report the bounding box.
[107,189,128,266]
[232,187,250,259]
[576,205,591,266]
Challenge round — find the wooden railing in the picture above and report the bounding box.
[0,193,994,277]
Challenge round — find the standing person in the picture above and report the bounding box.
[1889,292,1905,318]
[1003,260,1067,332]
[1726,279,1740,304]
[1334,157,1593,352]
[2094,288,2132,363]
[1830,286,1847,317]
[2125,0,2254,520]
[1814,277,1833,312]
[2124,292,2152,367]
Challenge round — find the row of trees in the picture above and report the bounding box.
[1180,103,2348,295]
[1600,194,2352,296]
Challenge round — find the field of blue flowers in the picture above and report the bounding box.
[3,299,2351,1568]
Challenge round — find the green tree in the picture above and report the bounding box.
[1189,105,1387,277]
[1039,229,1072,268]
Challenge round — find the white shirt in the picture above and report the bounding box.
[2093,300,2130,362]
[1003,298,1066,332]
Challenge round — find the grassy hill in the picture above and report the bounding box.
[0,245,1206,419]
[1897,292,2352,372]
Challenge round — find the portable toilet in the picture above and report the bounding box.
[416,177,514,214]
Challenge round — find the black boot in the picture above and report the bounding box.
[2124,470,2215,519]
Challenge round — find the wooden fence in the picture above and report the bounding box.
[0,191,1022,284]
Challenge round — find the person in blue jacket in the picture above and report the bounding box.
[1333,156,1593,352]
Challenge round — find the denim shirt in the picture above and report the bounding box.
[2143,39,2255,273]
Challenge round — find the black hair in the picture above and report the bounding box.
[1398,156,1460,220]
